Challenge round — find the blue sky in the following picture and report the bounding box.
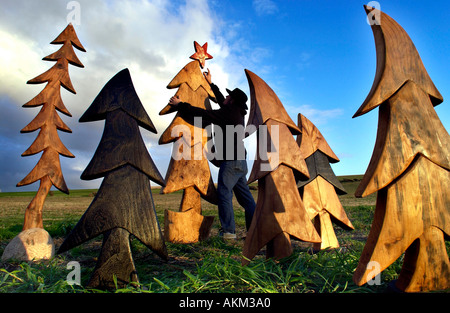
[0,0,449,192]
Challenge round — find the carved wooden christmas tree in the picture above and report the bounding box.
[159,41,217,243]
[58,69,167,289]
[352,6,450,292]
[242,70,320,265]
[296,114,353,251]
[17,23,85,230]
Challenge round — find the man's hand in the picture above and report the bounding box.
[203,68,212,84]
[169,95,181,106]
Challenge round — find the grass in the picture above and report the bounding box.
[0,177,446,294]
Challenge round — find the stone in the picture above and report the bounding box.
[1,228,55,262]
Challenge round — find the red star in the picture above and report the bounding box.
[190,41,213,68]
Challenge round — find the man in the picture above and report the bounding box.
[168,69,255,239]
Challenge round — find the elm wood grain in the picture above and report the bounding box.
[21,107,73,158]
[297,151,346,195]
[28,58,77,95]
[79,69,163,185]
[44,39,84,68]
[353,6,442,118]
[21,101,71,133]
[352,6,450,292]
[167,60,215,99]
[163,185,215,244]
[80,108,164,185]
[295,114,353,250]
[354,156,450,291]
[355,81,450,197]
[159,86,212,148]
[20,176,52,230]
[248,119,309,184]
[158,57,217,243]
[296,113,339,162]
[58,69,167,288]
[244,69,301,137]
[302,176,352,231]
[164,207,215,244]
[58,164,168,260]
[159,61,215,143]
[87,228,139,289]
[17,24,85,230]
[242,69,318,264]
[49,23,86,53]
[180,185,202,213]
[80,68,157,134]
[23,81,72,116]
[397,226,450,292]
[161,141,217,203]
[17,148,69,193]
[266,232,292,260]
[160,157,217,243]
[312,210,339,251]
[242,165,320,265]
[302,176,354,251]
[159,61,215,117]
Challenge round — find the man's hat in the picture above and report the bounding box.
[226,88,248,109]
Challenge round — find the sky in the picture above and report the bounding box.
[0,0,449,192]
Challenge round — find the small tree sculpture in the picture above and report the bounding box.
[352,6,450,292]
[17,24,85,230]
[158,41,217,243]
[58,69,167,289]
[296,113,353,251]
[242,70,320,265]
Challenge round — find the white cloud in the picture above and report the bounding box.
[289,104,343,126]
[252,0,279,16]
[0,0,240,191]
[0,0,285,192]
[0,30,47,106]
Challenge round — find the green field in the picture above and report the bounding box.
[0,176,447,293]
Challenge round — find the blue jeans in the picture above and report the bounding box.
[217,160,256,234]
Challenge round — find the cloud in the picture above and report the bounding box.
[252,0,279,16]
[0,0,234,192]
[289,104,344,126]
[0,0,284,192]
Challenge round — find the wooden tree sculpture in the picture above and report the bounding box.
[242,70,320,265]
[17,24,85,230]
[352,6,450,292]
[58,69,168,289]
[158,41,217,243]
[296,114,354,251]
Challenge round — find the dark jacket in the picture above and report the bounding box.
[177,83,247,164]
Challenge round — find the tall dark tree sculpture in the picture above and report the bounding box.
[242,70,320,265]
[18,24,85,230]
[296,114,354,251]
[58,69,167,289]
[352,6,450,292]
[158,41,217,243]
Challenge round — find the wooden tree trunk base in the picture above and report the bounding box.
[313,211,339,251]
[22,176,52,230]
[87,228,138,289]
[180,186,201,213]
[266,232,292,260]
[395,226,450,292]
[164,209,214,243]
